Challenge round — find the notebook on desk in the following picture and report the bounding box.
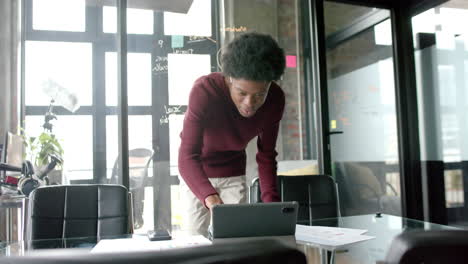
[209,202,298,240]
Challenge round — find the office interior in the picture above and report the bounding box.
[1,0,467,242]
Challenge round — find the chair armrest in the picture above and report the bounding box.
[249,177,261,203]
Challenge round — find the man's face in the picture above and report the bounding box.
[228,77,271,118]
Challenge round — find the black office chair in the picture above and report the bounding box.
[109,148,153,229]
[250,174,340,225]
[334,162,401,216]
[26,184,131,240]
[1,239,307,264]
[384,230,468,264]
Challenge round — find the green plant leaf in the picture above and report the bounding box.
[22,129,64,168]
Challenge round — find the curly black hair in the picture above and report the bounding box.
[220,32,285,82]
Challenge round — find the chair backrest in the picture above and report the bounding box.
[279,175,339,225]
[384,230,468,264]
[27,184,130,240]
[334,161,402,216]
[109,148,153,229]
[109,148,153,189]
[250,175,340,225]
[4,239,307,264]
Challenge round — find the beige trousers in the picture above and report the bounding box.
[179,175,247,237]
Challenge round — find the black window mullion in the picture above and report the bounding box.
[310,0,332,175]
[212,0,221,71]
[300,0,315,160]
[25,106,93,115]
[117,0,130,189]
[86,3,101,38]
[93,44,108,184]
[88,5,108,184]
[24,0,33,34]
[152,10,171,231]
[127,35,154,51]
[391,4,424,221]
[106,106,153,115]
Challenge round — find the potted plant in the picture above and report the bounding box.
[22,129,64,184]
[25,131,63,168]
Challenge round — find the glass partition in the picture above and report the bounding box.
[412,1,468,227]
[324,1,402,217]
[23,0,317,234]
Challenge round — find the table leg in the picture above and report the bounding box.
[5,207,12,243]
[320,249,336,264]
[320,249,329,264]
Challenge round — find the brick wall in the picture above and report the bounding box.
[277,0,308,160]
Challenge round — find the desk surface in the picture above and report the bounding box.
[0,214,457,264]
[300,214,456,263]
[1,234,134,257]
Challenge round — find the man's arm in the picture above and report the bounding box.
[178,81,220,207]
[256,88,285,202]
[256,120,281,202]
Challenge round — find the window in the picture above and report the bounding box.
[32,0,85,32]
[23,0,217,234]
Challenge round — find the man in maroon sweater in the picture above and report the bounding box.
[178,32,286,236]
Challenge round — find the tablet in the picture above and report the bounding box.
[210,202,298,239]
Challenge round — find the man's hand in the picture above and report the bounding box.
[205,194,223,210]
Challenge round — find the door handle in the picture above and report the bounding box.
[328,131,344,135]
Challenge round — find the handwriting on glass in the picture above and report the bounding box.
[220,26,247,32]
[172,48,194,54]
[153,56,168,74]
[187,36,217,44]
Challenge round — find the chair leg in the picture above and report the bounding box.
[127,192,134,234]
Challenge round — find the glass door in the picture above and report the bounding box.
[323,1,402,216]
[412,1,468,226]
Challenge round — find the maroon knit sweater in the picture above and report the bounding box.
[178,72,284,204]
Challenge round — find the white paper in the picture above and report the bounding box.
[91,235,211,253]
[295,225,375,249]
[296,225,368,235]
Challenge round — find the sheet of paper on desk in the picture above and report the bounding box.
[295,225,375,248]
[91,235,211,253]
